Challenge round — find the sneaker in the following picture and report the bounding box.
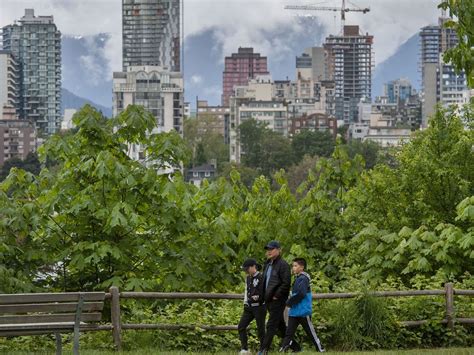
[239,350,250,354]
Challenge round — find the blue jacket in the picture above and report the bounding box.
[286,272,312,317]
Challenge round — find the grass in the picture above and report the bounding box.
[2,348,473,355]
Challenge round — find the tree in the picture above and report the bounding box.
[259,131,295,176]
[345,105,474,232]
[285,155,320,193]
[0,104,191,291]
[291,130,335,162]
[344,139,382,169]
[0,152,41,181]
[239,119,266,169]
[438,0,474,88]
[239,119,294,176]
[183,115,228,169]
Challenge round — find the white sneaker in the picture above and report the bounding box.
[239,350,251,354]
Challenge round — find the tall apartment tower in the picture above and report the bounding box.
[222,47,269,106]
[122,0,181,72]
[324,25,373,124]
[1,9,61,136]
[420,17,459,126]
[0,51,19,119]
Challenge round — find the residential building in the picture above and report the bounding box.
[222,47,269,106]
[295,47,326,82]
[420,16,460,126]
[0,105,36,166]
[1,9,62,136]
[196,100,230,144]
[122,0,181,72]
[363,127,411,147]
[230,98,288,163]
[289,113,337,137]
[0,51,19,119]
[324,25,373,124]
[112,65,184,163]
[439,56,470,107]
[384,78,413,104]
[186,163,216,187]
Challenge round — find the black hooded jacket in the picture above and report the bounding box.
[262,255,291,302]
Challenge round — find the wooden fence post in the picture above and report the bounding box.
[445,282,454,331]
[110,286,122,351]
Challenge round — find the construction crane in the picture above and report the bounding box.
[284,0,370,33]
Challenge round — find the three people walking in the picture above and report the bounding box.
[238,241,324,354]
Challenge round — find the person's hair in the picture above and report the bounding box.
[293,258,306,269]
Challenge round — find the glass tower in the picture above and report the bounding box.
[1,9,61,136]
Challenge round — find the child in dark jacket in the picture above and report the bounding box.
[279,258,325,353]
[238,258,266,354]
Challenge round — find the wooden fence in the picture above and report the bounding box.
[106,283,474,351]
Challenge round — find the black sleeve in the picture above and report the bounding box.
[286,276,308,307]
[273,261,291,300]
[257,273,265,300]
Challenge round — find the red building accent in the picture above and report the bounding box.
[221,47,270,106]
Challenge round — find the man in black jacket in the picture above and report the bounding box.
[259,241,301,354]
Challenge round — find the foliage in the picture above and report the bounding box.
[343,140,382,170]
[239,119,295,176]
[183,115,228,170]
[345,106,473,232]
[1,101,473,351]
[284,155,320,193]
[0,152,41,181]
[291,130,335,162]
[438,0,474,88]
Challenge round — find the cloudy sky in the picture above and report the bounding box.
[1,0,441,92]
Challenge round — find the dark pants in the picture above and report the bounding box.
[260,300,301,352]
[238,304,266,350]
[281,316,324,352]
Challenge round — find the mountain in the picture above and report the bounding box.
[372,33,420,98]
[62,34,113,108]
[61,88,112,117]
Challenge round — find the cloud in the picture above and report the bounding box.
[191,75,203,85]
[1,0,442,80]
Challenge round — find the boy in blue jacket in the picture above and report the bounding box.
[279,258,325,353]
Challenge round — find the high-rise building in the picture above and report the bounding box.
[0,51,19,119]
[420,16,459,126]
[1,9,61,136]
[384,78,413,104]
[122,0,181,72]
[222,47,269,106]
[324,25,373,124]
[296,47,326,82]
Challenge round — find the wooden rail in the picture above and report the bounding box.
[1,283,472,352]
[108,283,474,350]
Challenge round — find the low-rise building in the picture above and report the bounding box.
[363,127,411,147]
[0,105,37,165]
[186,163,217,187]
[289,113,337,138]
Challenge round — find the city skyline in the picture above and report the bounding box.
[1,0,442,92]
